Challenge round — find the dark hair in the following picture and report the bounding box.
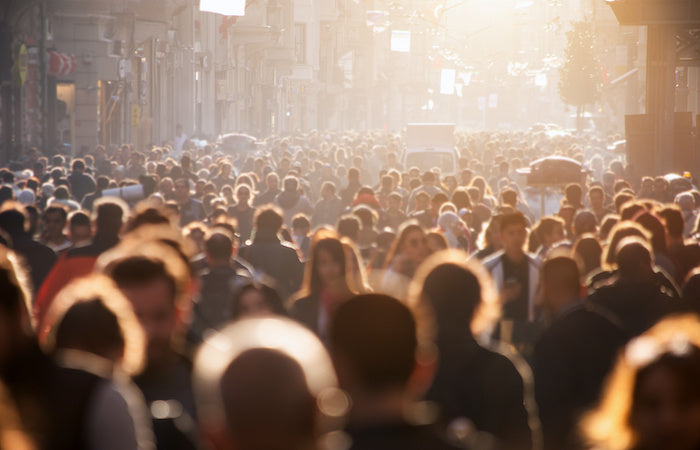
[71,159,86,172]
[541,256,581,296]
[330,294,417,392]
[231,282,287,320]
[657,206,684,239]
[254,206,284,234]
[220,348,315,447]
[337,215,360,241]
[573,234,603,277]
[205,230,233,261]
[501,188,517,207]
[109,256,177,306]
[291,214,311,231]
[45,205,68,222]
[55,298,124,360]
[500,211,527,232]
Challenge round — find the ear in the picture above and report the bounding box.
[406,345,438,399]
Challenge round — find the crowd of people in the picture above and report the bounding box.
[2,128,700,450]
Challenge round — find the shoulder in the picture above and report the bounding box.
[482,251,504,269]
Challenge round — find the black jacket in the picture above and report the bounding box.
[238,233,303,301]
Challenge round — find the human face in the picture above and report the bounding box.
[174,181,189,202]
[631,364,700,450]
[590,191,604,209]
[500,223,527,256]
[544,224,565,247]
[120,278,176,365]
[237,289,274,319]
[402,230,427,264]
[43,212,66,238]
[316,248,343,287]
[70,224,92,244]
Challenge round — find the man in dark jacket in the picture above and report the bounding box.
[189,230,249,344]
[238,206,303,302]
[67,158,96,203]
[535,256,627,450]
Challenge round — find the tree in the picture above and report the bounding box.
[559,21,604,132]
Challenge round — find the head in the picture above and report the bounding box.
[409,250,499,340]
[42,275,145,375]
[205,230,235,267]
[254,206,284,236]
[100,241,190,366]
[573,234,603,277]
[302,235,350,295]
[231,282,286,320]
[386,222,428,269]
[43,205,68,239]
[589,186,605,210]
[540,256,582,316]
[329,294,429,404]
[500,212,528,257]
[193,318,342,450]
[583,315,700,450]
[93,198,127,237]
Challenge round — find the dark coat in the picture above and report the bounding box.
[425,333,534,450]
[534,302,627,450]
[238,234,303,301]
[586,279,681,337]
[289,293,321,334]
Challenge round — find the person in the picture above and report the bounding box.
[173,178,205,227]
[380,222,428,300]
[172,125,187,158]
[67,158,96,203]
[291,214,312,260]
[192,317,344,450]
[188,230,250,345]
[35,198,126,327]
[253,172,281,207]
[67,210,93,247]
[409,250,537,450]
[289,231,360,339]
[274,176,313,228]
[534,255,627,450]
[100,239,199,450]
[581,315,700,450]
[482,212,541,343]
[238,206,304,301]
[0,205,57,295]
[227,184,255,243]
[533,216,566,261]
[0,246,60,450]
[311,181,343,228]
[40,205,71,253]
[329,293,469,450]
[40,275,154,450]
[377,192,407,231]
[572,233,603,279]
[588,185,613,224]
[587,236,679,337]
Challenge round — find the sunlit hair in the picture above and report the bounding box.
[40,274,145,375]
[383,221,425,272]
[407,250,500,341]
[0,245,33,333]
[96,235,192,311]
[581,314,700,450]
[602,221,652,270]
[291,229,363,302]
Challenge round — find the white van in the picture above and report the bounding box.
[402,123,458,175]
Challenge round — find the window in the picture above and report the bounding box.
[295,23,306,63]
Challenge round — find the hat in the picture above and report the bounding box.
[17,189,35,205]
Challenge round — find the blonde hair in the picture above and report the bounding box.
[581,314,700,449]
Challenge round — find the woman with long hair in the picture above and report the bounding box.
[582,315,700,450]
[289,230,362,338]
[379,222,428,300]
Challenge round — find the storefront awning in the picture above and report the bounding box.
[48,51,76,77]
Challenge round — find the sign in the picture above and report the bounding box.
[200,0,245,16]
[440,69,455,95]
[17,45,28,85]
[131,105,141,127]
[391,31,411,53]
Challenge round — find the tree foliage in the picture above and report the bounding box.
[559,21,604,109]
